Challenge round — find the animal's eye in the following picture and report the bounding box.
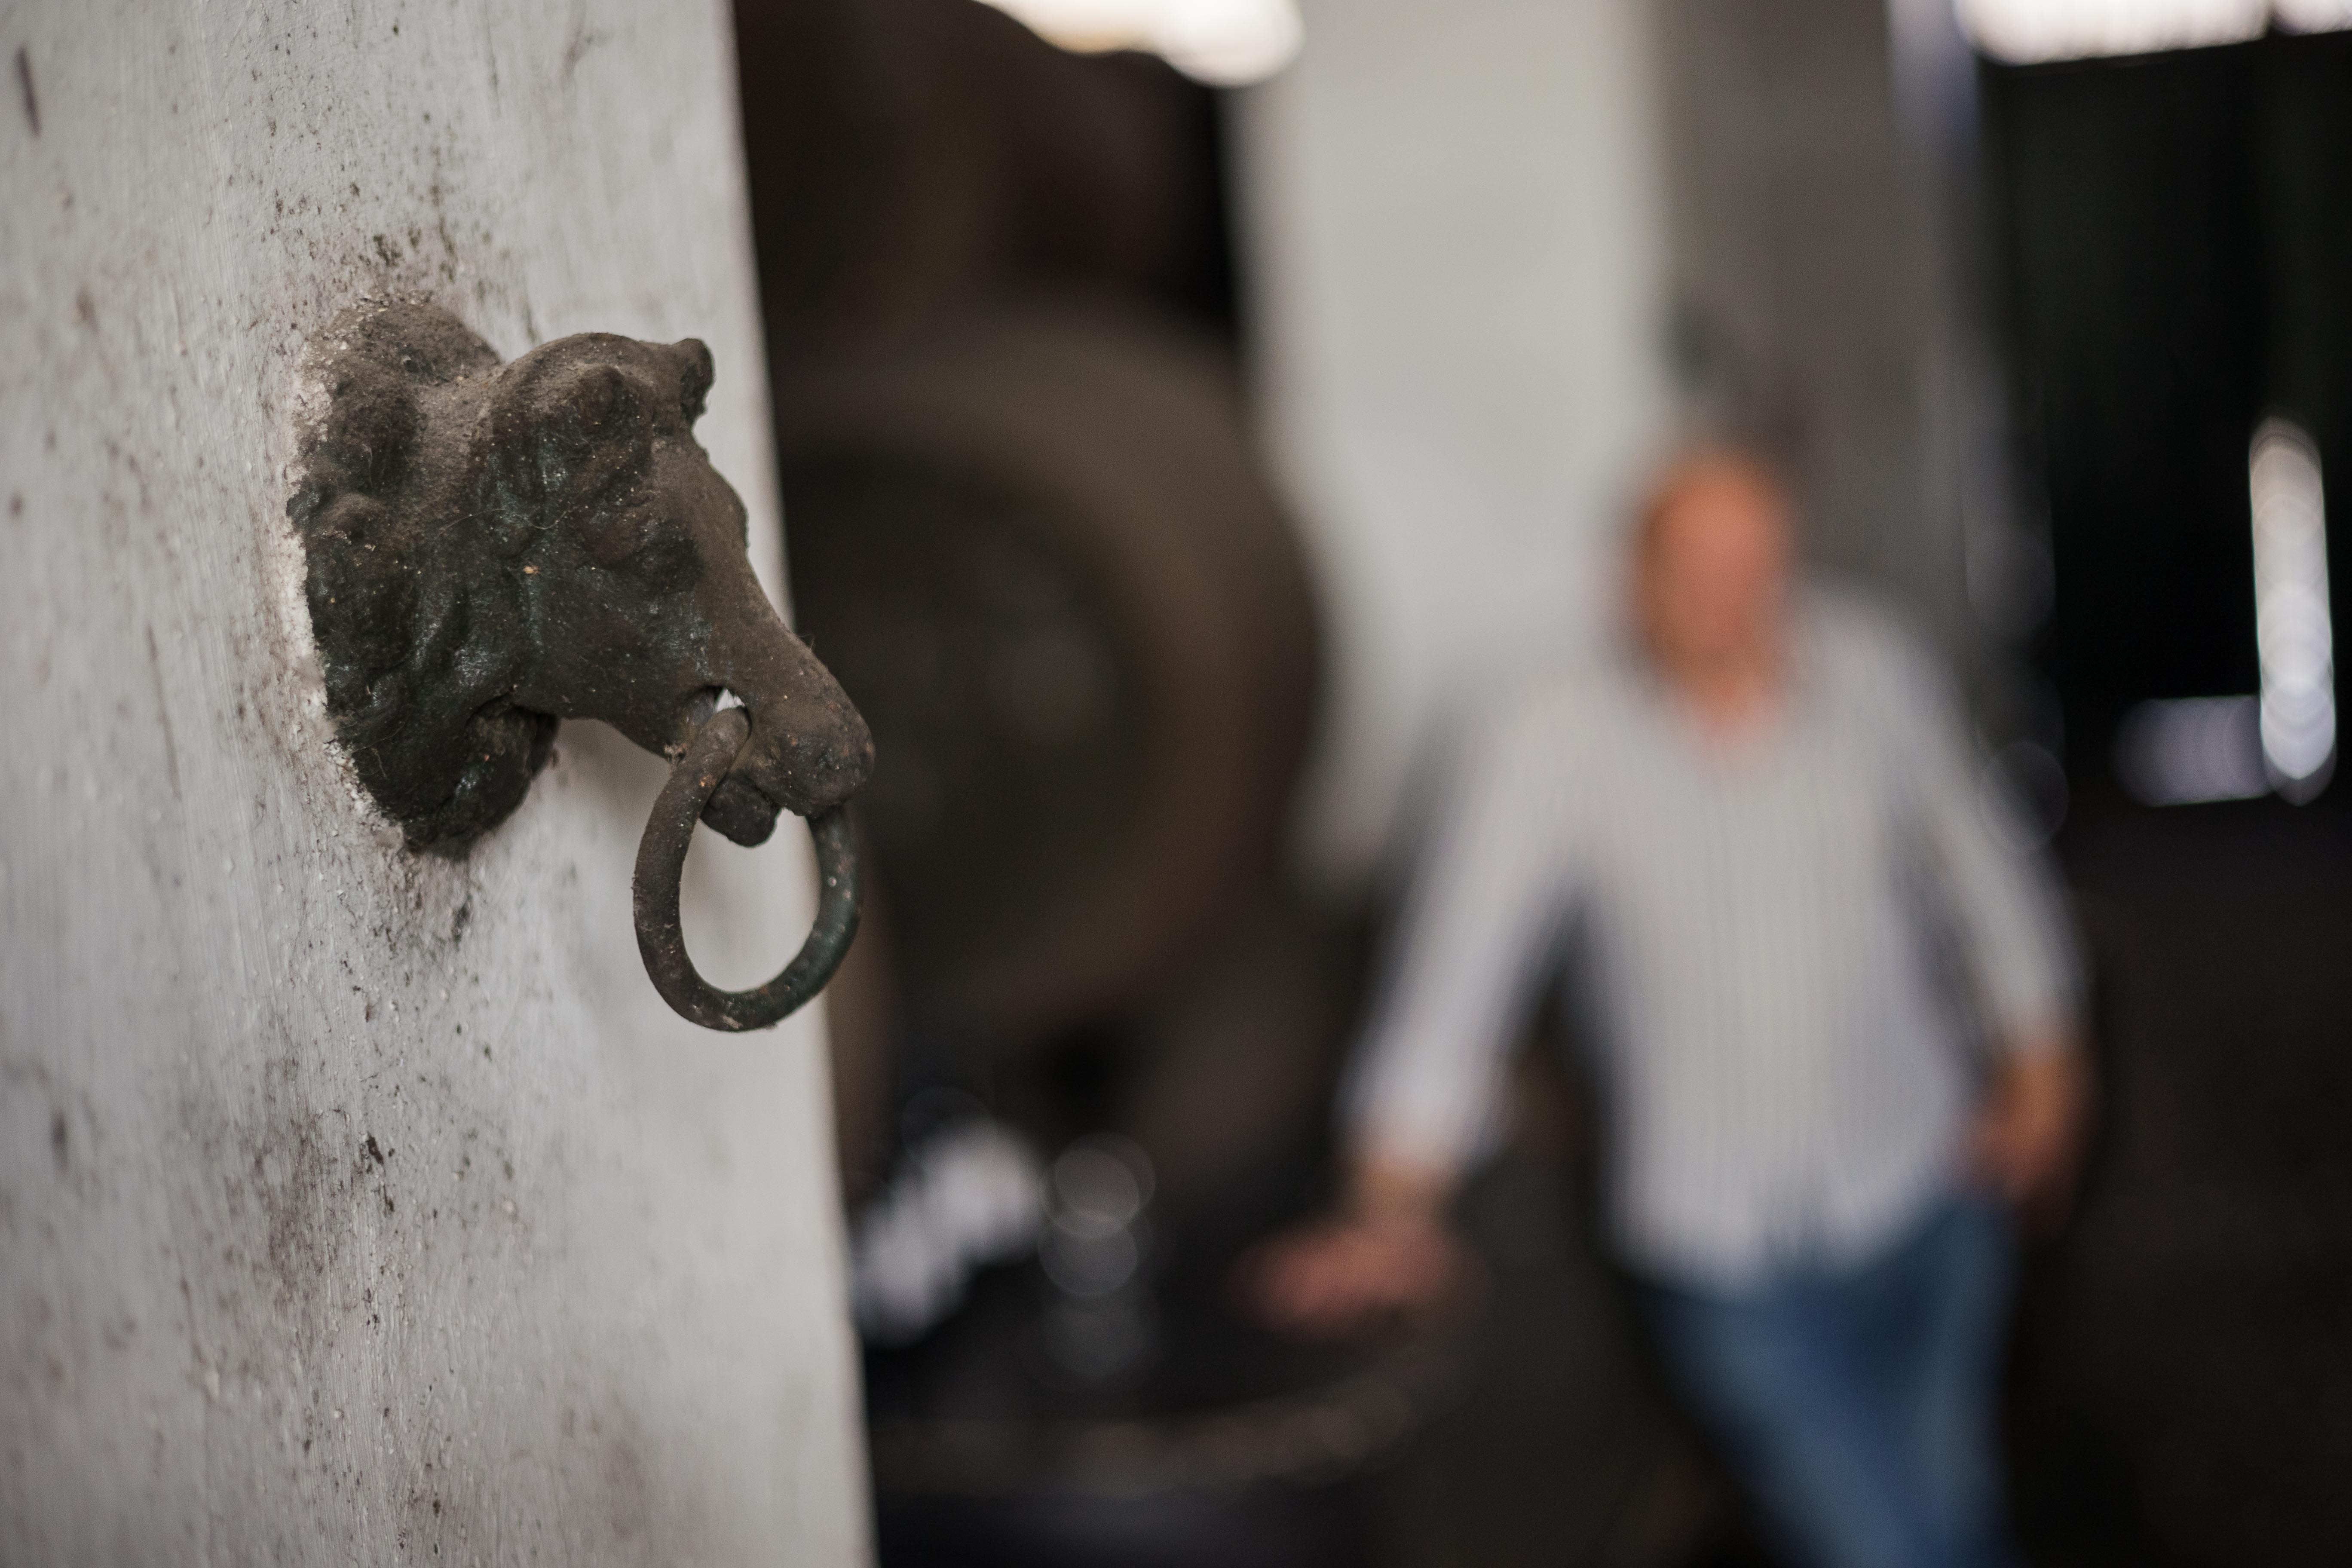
[633,532,699,590]
[584,505,658,564]
[588,510,698,588]
[584,512,646,567]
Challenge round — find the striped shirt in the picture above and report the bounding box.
[1343,589,2082,1289]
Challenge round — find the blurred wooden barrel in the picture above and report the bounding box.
[776,308,1320,1047]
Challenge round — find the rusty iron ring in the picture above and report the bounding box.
[633,706,862,1031]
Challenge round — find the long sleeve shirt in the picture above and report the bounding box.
[1342,589,2082,1289]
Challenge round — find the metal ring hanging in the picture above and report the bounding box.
[633,707,862,1031]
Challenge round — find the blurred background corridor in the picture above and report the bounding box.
[730,2,2352,1562]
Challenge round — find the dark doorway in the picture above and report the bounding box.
[1982,31,2352,796]
[1981,33,2352,1565]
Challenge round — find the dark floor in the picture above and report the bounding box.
[2005,802,2352,1568]
[866,1129,1761,1568]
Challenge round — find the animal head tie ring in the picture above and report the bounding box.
[290,301,873,1029]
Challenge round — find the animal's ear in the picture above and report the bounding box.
[672,340,714,426]
[480,355,656,552]
[529,360,651,511]
[560,361,640,438]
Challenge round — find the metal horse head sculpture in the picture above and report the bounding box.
[290,301,872,1028]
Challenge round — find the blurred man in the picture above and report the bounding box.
[1253,448,2087,1568]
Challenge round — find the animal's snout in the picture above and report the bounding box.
[695,690,874,847]
[701,772,784,846]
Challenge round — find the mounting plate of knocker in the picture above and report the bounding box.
[288,300,873,1029]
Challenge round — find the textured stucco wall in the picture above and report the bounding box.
[0,3,869,1562]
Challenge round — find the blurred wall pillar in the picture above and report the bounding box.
[1234,0,1673,885]
[1656,0,1992,670]
[1240,0,2014,888]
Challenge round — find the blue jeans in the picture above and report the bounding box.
[1645,1195,2013,1568]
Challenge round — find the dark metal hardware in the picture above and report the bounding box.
[633,707,862,1031]
[290,301,873,1030]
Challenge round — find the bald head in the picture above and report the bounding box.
[1632,448,1794,681]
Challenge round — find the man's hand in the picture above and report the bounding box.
[1237,1148,1475,1338]
[1968,1028,2091,1225]
[1241,1213,1475,1338]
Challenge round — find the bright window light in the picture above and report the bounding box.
[2113,421,2335,807]
[2250,418,2335,800]
[2276,0,2352,29]
[2116,695,2269,805]
[977,0,1303,86]
[1954,0,2352,62]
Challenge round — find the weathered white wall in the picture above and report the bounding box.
[0,3,868,1562]
[1235,0,1672,882]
